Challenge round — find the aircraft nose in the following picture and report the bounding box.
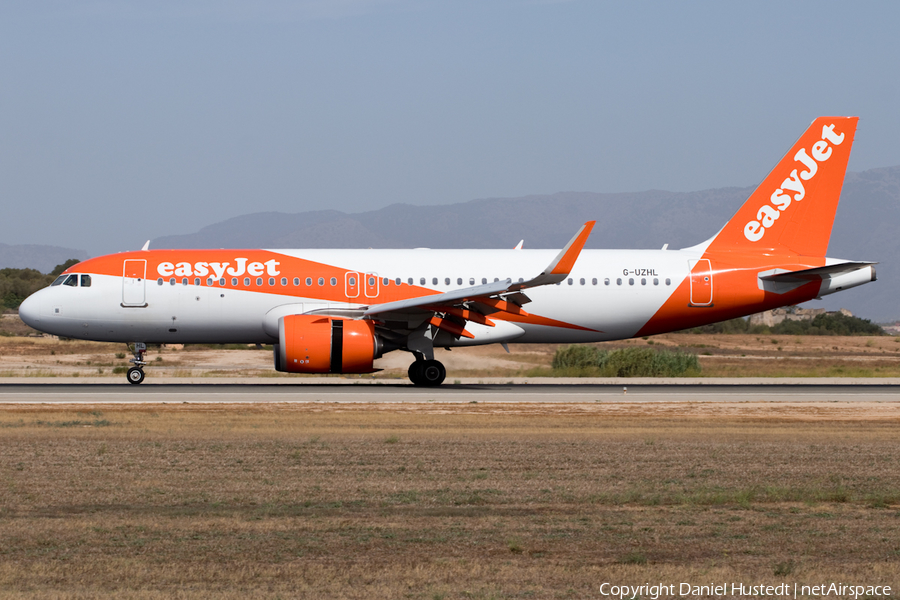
[18,293,41,328]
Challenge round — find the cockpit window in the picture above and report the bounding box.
[80,275,91,287]
[63,274,78,287]
[51,275,68,286]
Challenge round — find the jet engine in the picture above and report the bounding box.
[274,315,381,374]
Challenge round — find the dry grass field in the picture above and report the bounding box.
[1,402,899,598]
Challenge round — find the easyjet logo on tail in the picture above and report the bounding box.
[743,124,846,242]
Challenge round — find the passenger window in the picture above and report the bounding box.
[420,278,425,285]
[641,278,646,285]
[182,278,188,286]
[395,277,401,285]
[494,278,500,282]
[604,278,610,286]
[231,278,238,286]
[383,277,389,286]
[80,275,92,287]
[592,278,597,285]
[219,278,226,285]
[445,277,451,285]
[653,278,659,286]
[349,276,356,286]
[293,278,300,286]
[318,277,324,286]
[157,278,163,286]
[567,278,573,285]
[268,278,275,286]
[368,277,375,286]
[330,277,337,286]
[518,278,524,283]
[580,278,585,285]
[629,278,634,285]
[207,278,214,286]
[469,278,475,285]
[616,278,622,285]
[432,277,438,285]
[170,278,176,285]
[665,278,671,286]
[257,278,263,286]
[456,278,462,285]
[244,278,250,286]
[194,278,201,286]
[281,278,287,286]
[306,278,312,286]
[482,278,487,284]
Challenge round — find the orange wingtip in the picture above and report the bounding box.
[550,221,595,275]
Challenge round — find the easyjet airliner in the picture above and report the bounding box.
[19,117,876,385]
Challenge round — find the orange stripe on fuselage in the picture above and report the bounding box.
[70,250,439,305]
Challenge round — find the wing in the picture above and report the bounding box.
[362,221,595,339]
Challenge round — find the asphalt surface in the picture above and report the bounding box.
[2,383,900,403]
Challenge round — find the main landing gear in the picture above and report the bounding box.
[408,359,446,386]
[126,342,147,385]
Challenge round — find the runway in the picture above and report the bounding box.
[3,382,900,403]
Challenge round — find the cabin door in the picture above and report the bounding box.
[688,259,713,306]
[122,259,147,307]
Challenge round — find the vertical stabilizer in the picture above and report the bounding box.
[706,117,857,257]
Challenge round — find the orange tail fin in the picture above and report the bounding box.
[706,116,858,257]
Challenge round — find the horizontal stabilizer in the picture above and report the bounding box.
[759,261,877,282]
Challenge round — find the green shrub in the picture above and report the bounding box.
[551,344,603,370]
[683,313,883,335]
[0,260,81,310]
[551,345,700,377]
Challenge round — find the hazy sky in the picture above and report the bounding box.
[2,1,899,255]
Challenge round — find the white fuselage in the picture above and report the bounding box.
[20,248,698,345]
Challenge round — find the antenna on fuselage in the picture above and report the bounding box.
[141,240,150,251]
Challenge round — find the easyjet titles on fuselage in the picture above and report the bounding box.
[743,123,846,243]
[156,258,281,279]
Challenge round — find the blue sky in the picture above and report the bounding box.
[2,1,899,255]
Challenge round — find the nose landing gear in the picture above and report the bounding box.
[126,342,147,385]
[408,359,446,386]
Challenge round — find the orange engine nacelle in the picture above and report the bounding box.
[275,315,380,374]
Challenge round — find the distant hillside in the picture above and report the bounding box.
[152,165,899,322]
[154,188,755,251]
[0,244,89,274]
